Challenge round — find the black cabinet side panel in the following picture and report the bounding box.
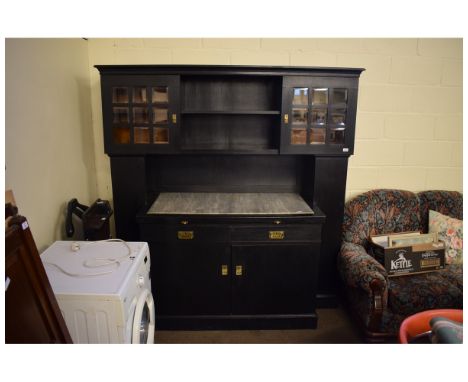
[313,156,348,305]
[110,156,146,240]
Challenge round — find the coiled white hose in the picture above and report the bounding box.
[44,239,133,278]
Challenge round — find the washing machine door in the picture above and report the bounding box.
[132,289,155,344]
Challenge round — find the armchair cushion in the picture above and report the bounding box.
[387,271,463,317]
[438,263,463,290]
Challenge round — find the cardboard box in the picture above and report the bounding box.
[370,232,445,277]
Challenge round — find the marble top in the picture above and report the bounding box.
[147,192,314,216]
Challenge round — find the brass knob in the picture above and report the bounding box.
[273,220,281,225]
[180,220,188,225]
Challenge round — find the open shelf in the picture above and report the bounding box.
[179,75,283,153]
[180,114,279,152]
[182,75,282,111]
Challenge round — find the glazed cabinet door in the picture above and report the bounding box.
[149,241,231,316]
[280,76,358,155]
[101,75,180,155]
[231,243,320,315]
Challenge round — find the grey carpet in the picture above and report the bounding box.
[154,307,362,344]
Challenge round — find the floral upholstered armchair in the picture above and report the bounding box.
[337,189,463,342]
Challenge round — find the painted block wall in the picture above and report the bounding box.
[5,39,97,251]
[87,38,462,205]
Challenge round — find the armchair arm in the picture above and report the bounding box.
[338,242,389,331]
[338,242,388,294]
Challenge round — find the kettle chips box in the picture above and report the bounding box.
[369,232,445,277]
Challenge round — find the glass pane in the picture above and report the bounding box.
[134,127,150,144]
[113,127,130,144]
[311,109,327,125]
[153,107,168,124]
[292,108,308,124]
[292,88,308,105]
[290,128,307,145]
[133,87,147,103]
[113,107,129,124]
[330,128,345,144]
[312,88,328,105]
[331,109,346,125]
[112,87,129,103]
[332,89,348,104]
[310,128,326,144]
[133,107,149,124]
[153,127,169,144]
[152,86,168,103]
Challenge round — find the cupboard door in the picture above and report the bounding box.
[231,243,319,315]
[149,241,231,315]
[102,75,180,155]
[280,76,358,155]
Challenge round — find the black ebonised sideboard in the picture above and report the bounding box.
[96,65,364,329]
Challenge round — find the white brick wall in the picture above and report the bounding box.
[87,38,463,202]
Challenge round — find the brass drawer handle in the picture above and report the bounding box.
[284,114,289,124]
[269,231,285,240]
[235,265,243,276]
[221,264,228,276]
[172,113,177,124]
[177,231,194,240]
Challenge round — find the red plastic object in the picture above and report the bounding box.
[399,309,463,344]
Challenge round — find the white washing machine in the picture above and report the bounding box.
[41,240,155,344]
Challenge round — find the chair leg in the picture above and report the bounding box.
[368,278,385,332]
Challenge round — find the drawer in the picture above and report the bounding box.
[139,223,229,243]
[230,224,321,243]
